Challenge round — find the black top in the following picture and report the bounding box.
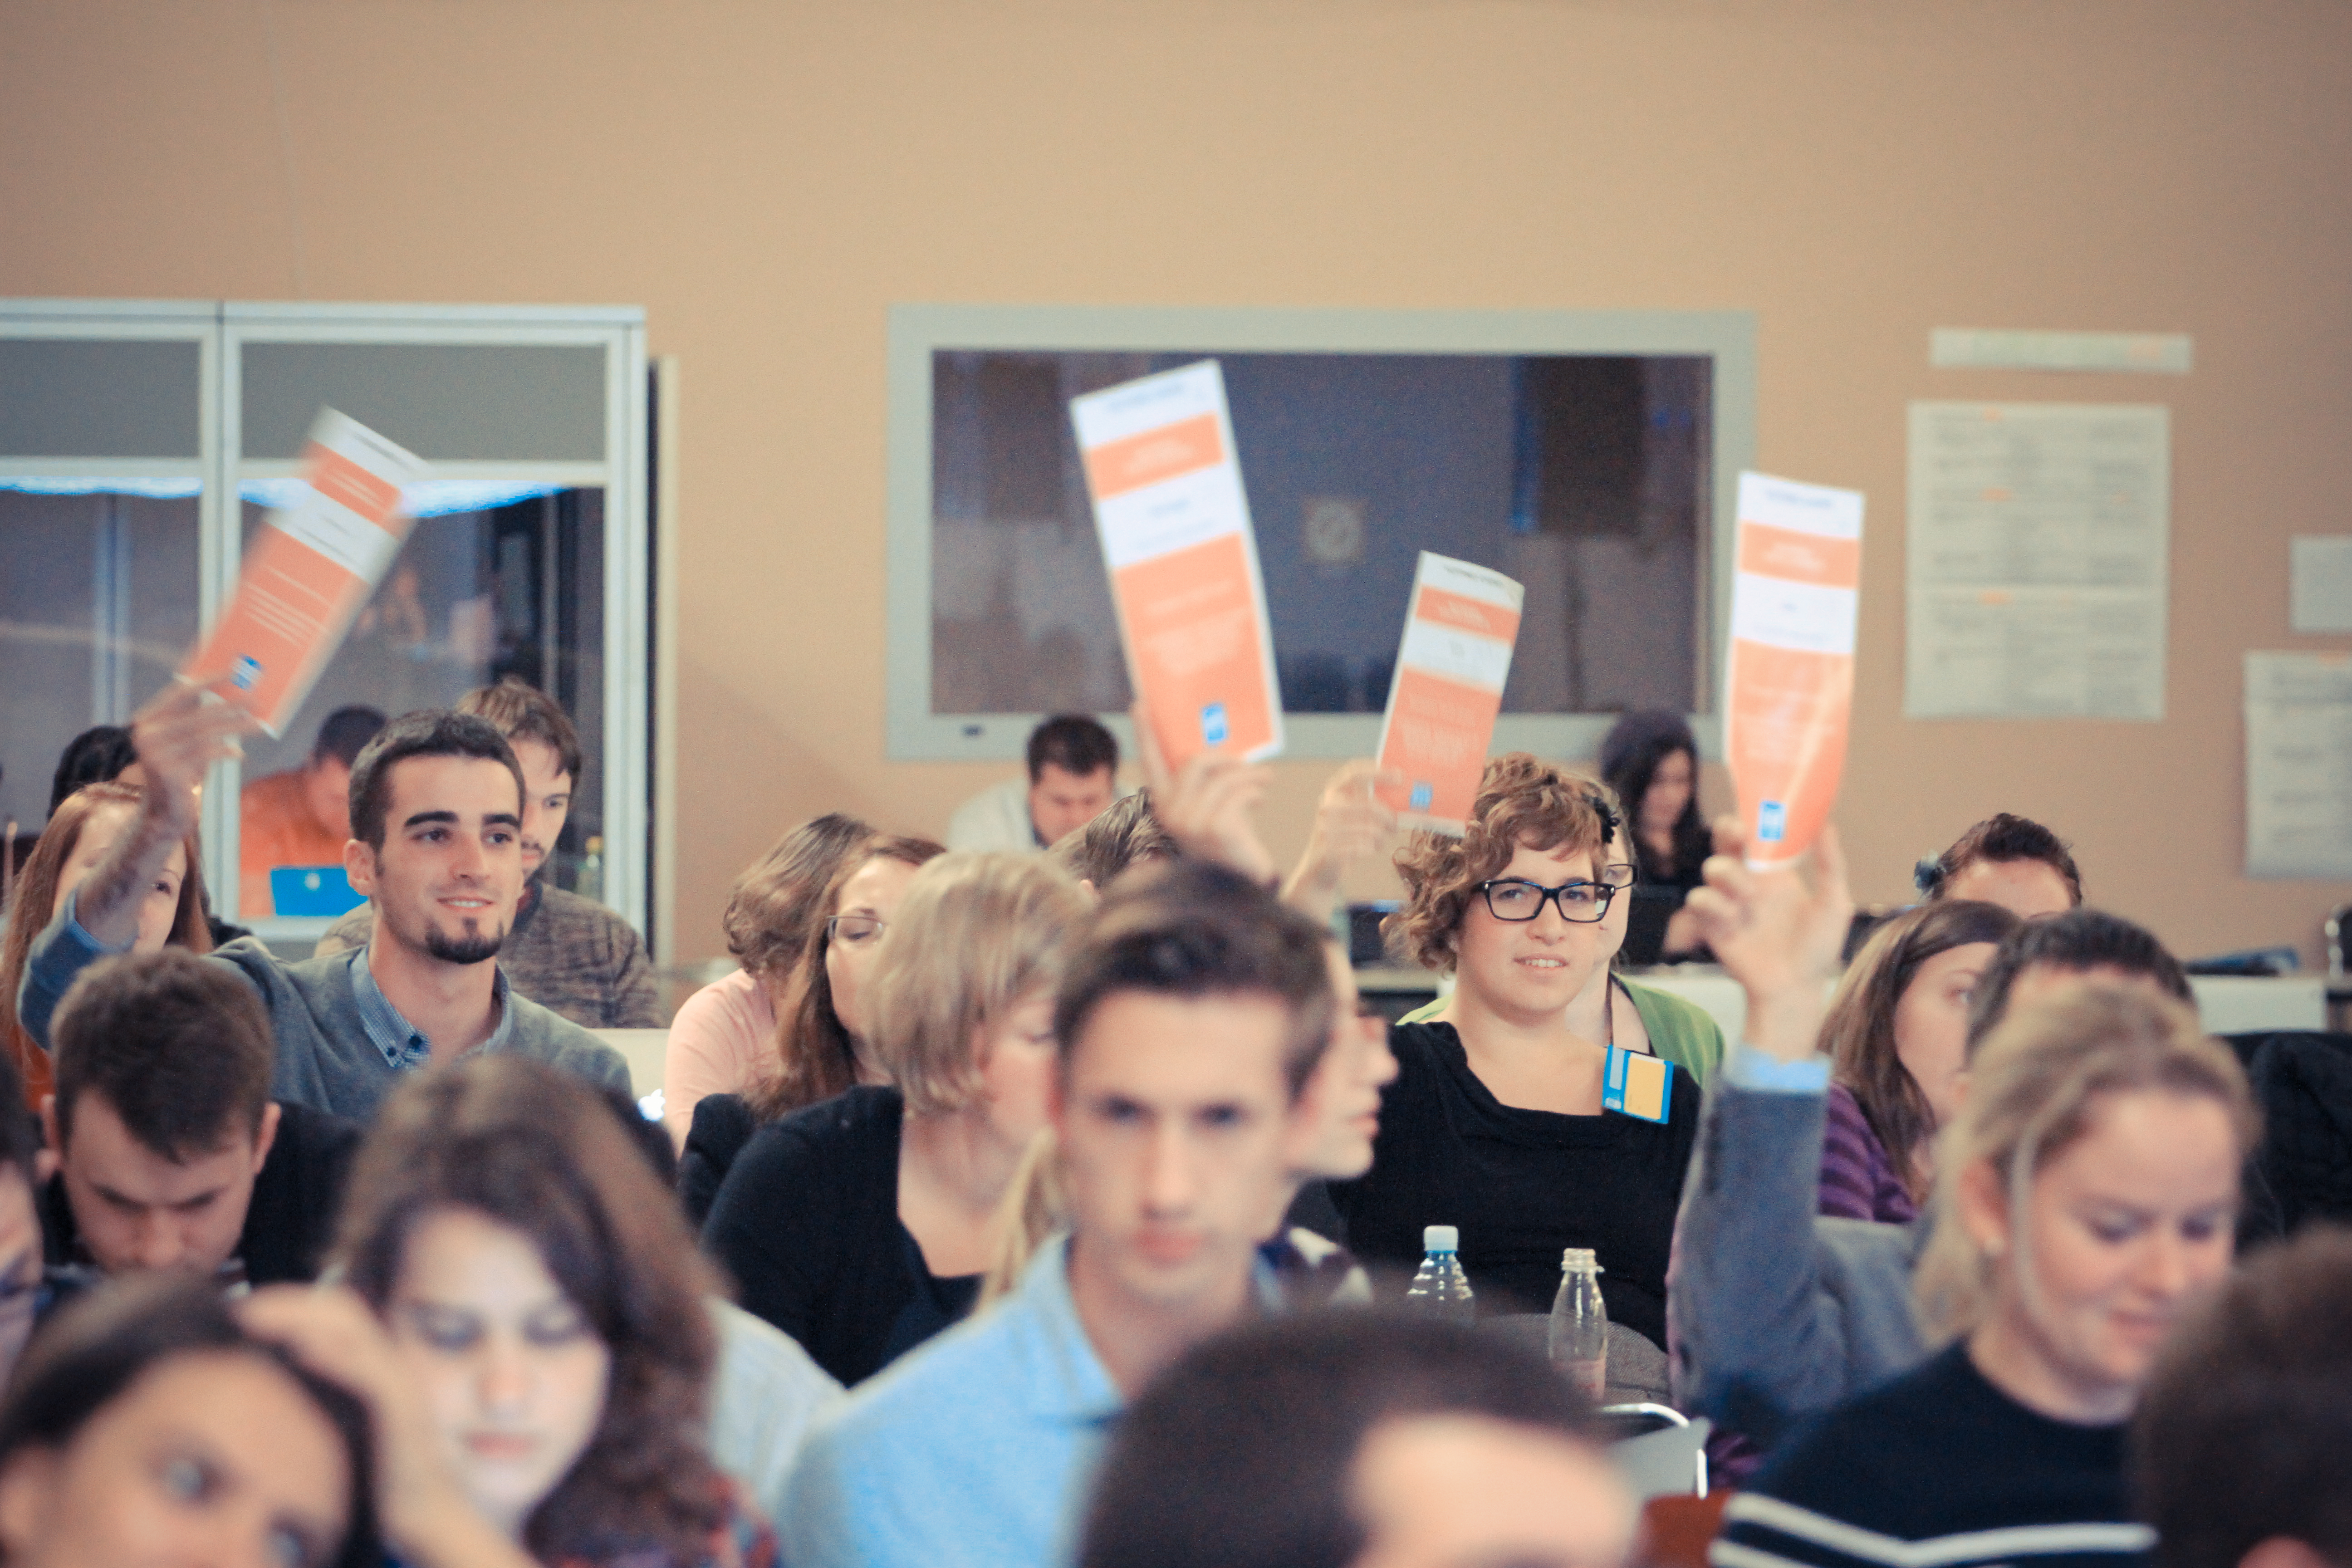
[39,1100,361,1286]
[701,1085,980,1387]
[1328,1020,1700,1343]
[677,1091,757,1230]
[1717,1342,2150,1568]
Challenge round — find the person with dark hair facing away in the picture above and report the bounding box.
[1965,905,2192,1048]
[1600,709,1711,959]
[2,780,211,1110]
[1817,899,2020,1222]
[1051,790,1176,893]
[315,678,658,1029]
[40,949,358,1289]
[329,1054,771,1566]
[947,714,1124,853]
[17,685,628,1122]
[238,704,386,916]
[1078,1313,1636,1568]
[1915,811,2084,921]
[780,858,1338,1568]
[45,725,139,816]
[663,811,874,1146]
[1715,983,2249,1568]
[2133,1225,2352,1568]
[1333,754,1702,1343]
[1670,819,2207,1453]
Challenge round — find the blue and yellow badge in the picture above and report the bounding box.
[1602,1045,1675,1123]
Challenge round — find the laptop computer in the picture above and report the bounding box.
[269,865,365,918]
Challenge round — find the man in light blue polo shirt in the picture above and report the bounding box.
[780,860,1338,1568]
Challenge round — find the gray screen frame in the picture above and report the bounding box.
[886,303,1755,763]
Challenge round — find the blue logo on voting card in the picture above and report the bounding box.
[1757,800,1787,842]
[230,656,263,692]
[1409,781,1433,812]
[1200,703,1228,746]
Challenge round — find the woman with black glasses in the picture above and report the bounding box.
[1329,755,1702,1346]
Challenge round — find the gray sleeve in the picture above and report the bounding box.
[606,923,662,1029]
[1668,1080,1876,1438]
[15,893,127,1049]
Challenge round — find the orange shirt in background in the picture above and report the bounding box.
[240,768,348,916]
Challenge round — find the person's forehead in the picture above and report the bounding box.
[384,753,522,816]
[1069,990,1294,1098]
[69,1090,254,1167]
[1951,856,2071,903]
[1500,838,1593,875]
[508,737,571,788]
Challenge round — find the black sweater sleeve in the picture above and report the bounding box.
[700,1087,908,1385]
[678,1093,757,1230]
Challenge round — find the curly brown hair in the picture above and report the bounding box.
[333,1056,725,1566]
[1386,754,1611,974]
[720,813,875,980]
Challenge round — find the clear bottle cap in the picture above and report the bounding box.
[1560,1247,1604,1273]
[1423,1225,1459,1253]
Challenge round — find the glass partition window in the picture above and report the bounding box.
[889,306,1755,761]
[932,349,1711,720]
[231,485,607,918]
[0,485,201,836]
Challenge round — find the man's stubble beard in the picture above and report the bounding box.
[422,921,506,965]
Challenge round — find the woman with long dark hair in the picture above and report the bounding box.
[333,1055,763,1566]
[1816,899,2021,1221]
[1598,711,1710,960]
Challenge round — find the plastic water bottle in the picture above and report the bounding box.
[1404,1225,1475,1321]
[1548,1247,1609,1401]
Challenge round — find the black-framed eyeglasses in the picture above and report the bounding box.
[1476,878,1619,924]
[827,913,887,947]
[1597,862,1638,891]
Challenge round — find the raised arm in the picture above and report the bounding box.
[1130,700,1277,885]
[1278,759,1399,924]
[81,681,252,949]
[17,682,252,1044]
[1668,821,1894,1436]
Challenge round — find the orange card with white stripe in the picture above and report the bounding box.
[1722,471,1864,870]
[1071,361,1284,769]
[181,408,427,736]
[1373,552,1524,835]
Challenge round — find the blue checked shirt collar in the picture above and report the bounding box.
[348,946,512,1072]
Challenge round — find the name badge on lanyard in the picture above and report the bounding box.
[1603,1045,1676,1124]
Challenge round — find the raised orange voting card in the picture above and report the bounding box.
[182,409,427,736]
[1722,470,1865,870]
[1373,552,1523,835]
[1071,361,1283,769]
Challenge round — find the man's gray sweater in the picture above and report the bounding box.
[1667,1067,1931,1446]
[22,908,632,1123]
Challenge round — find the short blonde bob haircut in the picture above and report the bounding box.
[865,852,1091,1116]
[1386,753,1614,974]
[1913,980,2257,1345]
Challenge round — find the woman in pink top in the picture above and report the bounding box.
[662,813,872,1146]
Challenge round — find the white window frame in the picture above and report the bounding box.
[885,304,1756,763]
[0,299,651,946]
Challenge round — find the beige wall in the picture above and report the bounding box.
[6,0,2350,976]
